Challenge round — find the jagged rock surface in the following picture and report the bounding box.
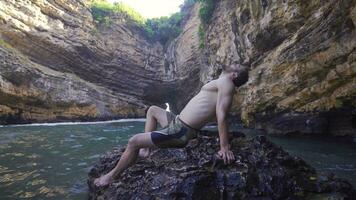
[0,0,355,137]
[200,0,356,136]
[0,0,168,123]
[87,131,355,199]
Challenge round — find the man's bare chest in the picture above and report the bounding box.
[201,80,218,92]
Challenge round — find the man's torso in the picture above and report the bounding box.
[179,77,233,129]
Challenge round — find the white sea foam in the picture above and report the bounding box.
[0,118,146,128]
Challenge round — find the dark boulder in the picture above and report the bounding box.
[88,131,355,199]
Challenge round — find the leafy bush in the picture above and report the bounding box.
[89,0,196,46]
[197,0,215,24]
[198,24,205,49]
[196,0,216,48]
[144,12,183,46]
[90,0,145,25]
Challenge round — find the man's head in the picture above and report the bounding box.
[223,62,249,87]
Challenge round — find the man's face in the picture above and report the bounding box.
[226,64,240,79]
[225,63,239,71]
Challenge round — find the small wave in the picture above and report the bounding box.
[71,144,83,149]
[324,167,356,171]
[69,181,88,194]
[63,138,76,142]
[91,137,107,141]
[0,118,146,128]
[88,154,101,159]
[102,129,120,132]
[103,125,134,132]
[324,164,356,171]
[77,162,87,167]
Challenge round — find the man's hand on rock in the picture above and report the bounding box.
[217,147,235,165]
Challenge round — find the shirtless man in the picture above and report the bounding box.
[94,63,249,187]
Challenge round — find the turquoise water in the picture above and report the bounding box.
[234,126,356,187]
[267,133,356,186]
[0,121,355,199]
[0,120,145,200]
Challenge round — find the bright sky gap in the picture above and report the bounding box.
[107,0,185,18]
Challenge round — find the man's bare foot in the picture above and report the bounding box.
[138,148,151,158]
[94,173,114,187]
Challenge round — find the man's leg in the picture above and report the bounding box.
[139,106,169,158]
[94,131,157,187]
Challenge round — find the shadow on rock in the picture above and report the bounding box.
[88,130,355,200]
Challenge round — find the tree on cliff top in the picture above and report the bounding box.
[90,0,145,25]
[89,0,195,46]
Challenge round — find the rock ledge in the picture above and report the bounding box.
[88,131,355,199]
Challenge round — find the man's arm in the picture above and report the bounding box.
[216,79,235,164]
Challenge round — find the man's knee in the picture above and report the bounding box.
[128,135,139,149]
[146,105,160,117]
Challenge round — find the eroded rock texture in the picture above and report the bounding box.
[0,0,355,137]
[200,0,356,136]
[88,131,355,199]
[0,0,169,123]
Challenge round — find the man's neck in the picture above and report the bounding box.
[219,71,229,79]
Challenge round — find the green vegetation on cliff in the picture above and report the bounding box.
[90,0,145,25]
[144,13,183,46]
[0,39,14,50]
[89,0,195,46]
[198,25,205,49]
[197,0,215,24]
[196,0,216,49]
[89,0,214,47]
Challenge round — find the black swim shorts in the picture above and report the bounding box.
[151,111,199,148]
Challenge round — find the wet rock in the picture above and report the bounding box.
[87,130,355,199]
[254,107,356,136]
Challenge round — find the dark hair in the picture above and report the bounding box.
[232,65,249,87]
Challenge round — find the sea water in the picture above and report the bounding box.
[0,120,145,199]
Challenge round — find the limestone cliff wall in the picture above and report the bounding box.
[0,0,169,123]
[164,0,355,136]
[192,0,355,136]
[163,2,203,112]
[0,0,355,137]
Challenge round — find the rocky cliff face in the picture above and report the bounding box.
[163,0,356,137]
[0,0,170,123]
[162,2,203,112]
[0,0,355,137]
[198,0,356,136]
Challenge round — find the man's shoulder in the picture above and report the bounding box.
[217,77,235,93]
